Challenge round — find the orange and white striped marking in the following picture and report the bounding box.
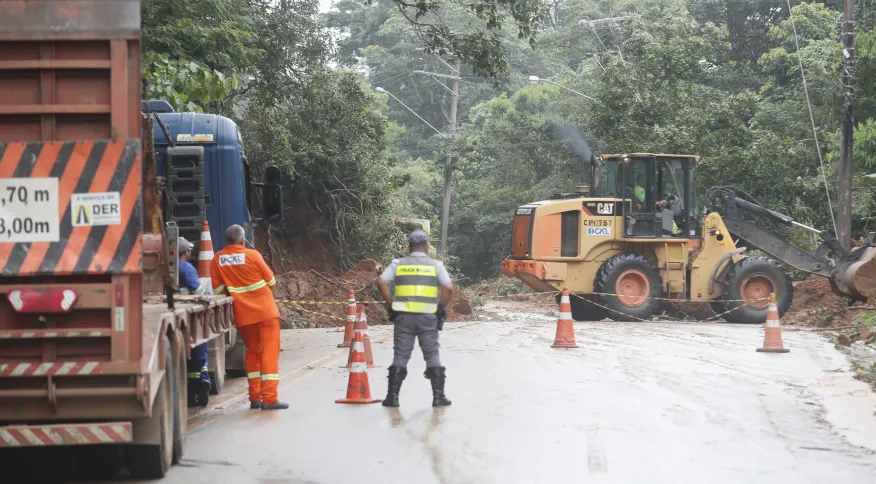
[757,293,789,353]
[0,361,103,377]
[552,288,579,348]
[0,422,132,447]
[197,220,215,291]
[335,331,381,404]
[338,290,357,348]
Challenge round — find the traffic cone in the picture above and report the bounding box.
[342,305,377,368]
[551,288,579,348]
[197,220,215,293]
[335,331,381,404]
[338,290,356,348]
[757,293,789,353]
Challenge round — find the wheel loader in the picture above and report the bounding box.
[501,153,876,323]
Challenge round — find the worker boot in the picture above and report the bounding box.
[261,401,290,410]
[197,380,210,408]
[424,366,452,407]
[382,365,408,407]
[250,401,262,410]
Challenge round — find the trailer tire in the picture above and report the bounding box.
[209,331,226,394]
[595,253,662,321]
[127,335,174,479]
[225,331,247,378]
[720,256,793,324]
[172,331,187,464]
[75,445,123,480]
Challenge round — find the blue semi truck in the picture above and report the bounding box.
[142,99,282,391]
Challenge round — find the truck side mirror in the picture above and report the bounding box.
[262,166,283,224]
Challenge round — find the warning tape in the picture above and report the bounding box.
[277,301,348,323]
[567,292,769,323]
[275,292,763,306]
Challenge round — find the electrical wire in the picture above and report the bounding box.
[785,0,838,236]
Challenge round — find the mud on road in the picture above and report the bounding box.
[5,301,876,483]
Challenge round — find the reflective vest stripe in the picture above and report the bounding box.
[267,277,276,287]
[227,279,268,294]
[247,372,261,379]
[213,284,226,294]
[394,285,439,298]
[187,372,201,379]
[261,374,280,381]
[392,301,438,314]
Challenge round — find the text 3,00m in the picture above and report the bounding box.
[0,217,52,239]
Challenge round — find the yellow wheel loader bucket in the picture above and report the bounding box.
[832,245,876,301]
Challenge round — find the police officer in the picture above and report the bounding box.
[376,229,453,407]
[177,237,211,407]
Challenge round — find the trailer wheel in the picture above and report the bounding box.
[225,329,247,378]
[595,253,662,321]
[209,331,226,394]
[172,331,187,464]
[127,335,174,479]
[720,256,793,324]
[75,445,122,480]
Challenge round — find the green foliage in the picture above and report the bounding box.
[143,53,238,112]
[333,0,876,282]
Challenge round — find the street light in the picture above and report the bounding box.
[375,87,448,139]
[527,76,599,103]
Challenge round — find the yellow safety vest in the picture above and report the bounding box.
[392,256,440,314]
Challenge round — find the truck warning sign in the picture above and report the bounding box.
[0,178,60,243]
[71,192,122,227]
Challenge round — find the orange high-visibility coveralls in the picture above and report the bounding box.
[210,244,281,405]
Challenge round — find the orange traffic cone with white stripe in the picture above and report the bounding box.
[757,293,789,353]
[338,290,356,348]
[197,220,215,293]
[342,305,377,368]
[551,288,579,348]
[335,331,381,404]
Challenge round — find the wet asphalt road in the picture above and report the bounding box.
[6,301,876,483]
[158,301,876,484]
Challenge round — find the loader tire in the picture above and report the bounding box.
[595,253,662,321]
[720,256,793,324]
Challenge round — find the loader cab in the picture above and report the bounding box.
[597,154,699,239]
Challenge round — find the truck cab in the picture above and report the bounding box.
[142,100,257,250]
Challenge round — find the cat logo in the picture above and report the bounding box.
[597,203,614,215]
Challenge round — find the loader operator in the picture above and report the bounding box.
[211,225,289,411]
[177,237,211,408]
[377,229,453,408]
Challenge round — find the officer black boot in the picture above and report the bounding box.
[424,366,452,407]
[382,365,407,407]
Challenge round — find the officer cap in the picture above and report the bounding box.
[178,237,194,254]
[408,229,430,246]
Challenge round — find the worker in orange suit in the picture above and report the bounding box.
[210,225,289,410]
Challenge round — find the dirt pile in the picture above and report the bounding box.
[275,259,474,328]
[784,277,858,327]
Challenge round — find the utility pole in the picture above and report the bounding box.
[838,0,855,250]
[414,57,461,256]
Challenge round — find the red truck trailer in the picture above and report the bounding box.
[0,1,235,478]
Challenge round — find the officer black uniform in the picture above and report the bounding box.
[376,229,453,407]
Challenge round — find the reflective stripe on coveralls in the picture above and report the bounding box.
[391,256,440,314]
[238,318,281,405]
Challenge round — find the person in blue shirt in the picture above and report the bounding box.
[178,237,211,407]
